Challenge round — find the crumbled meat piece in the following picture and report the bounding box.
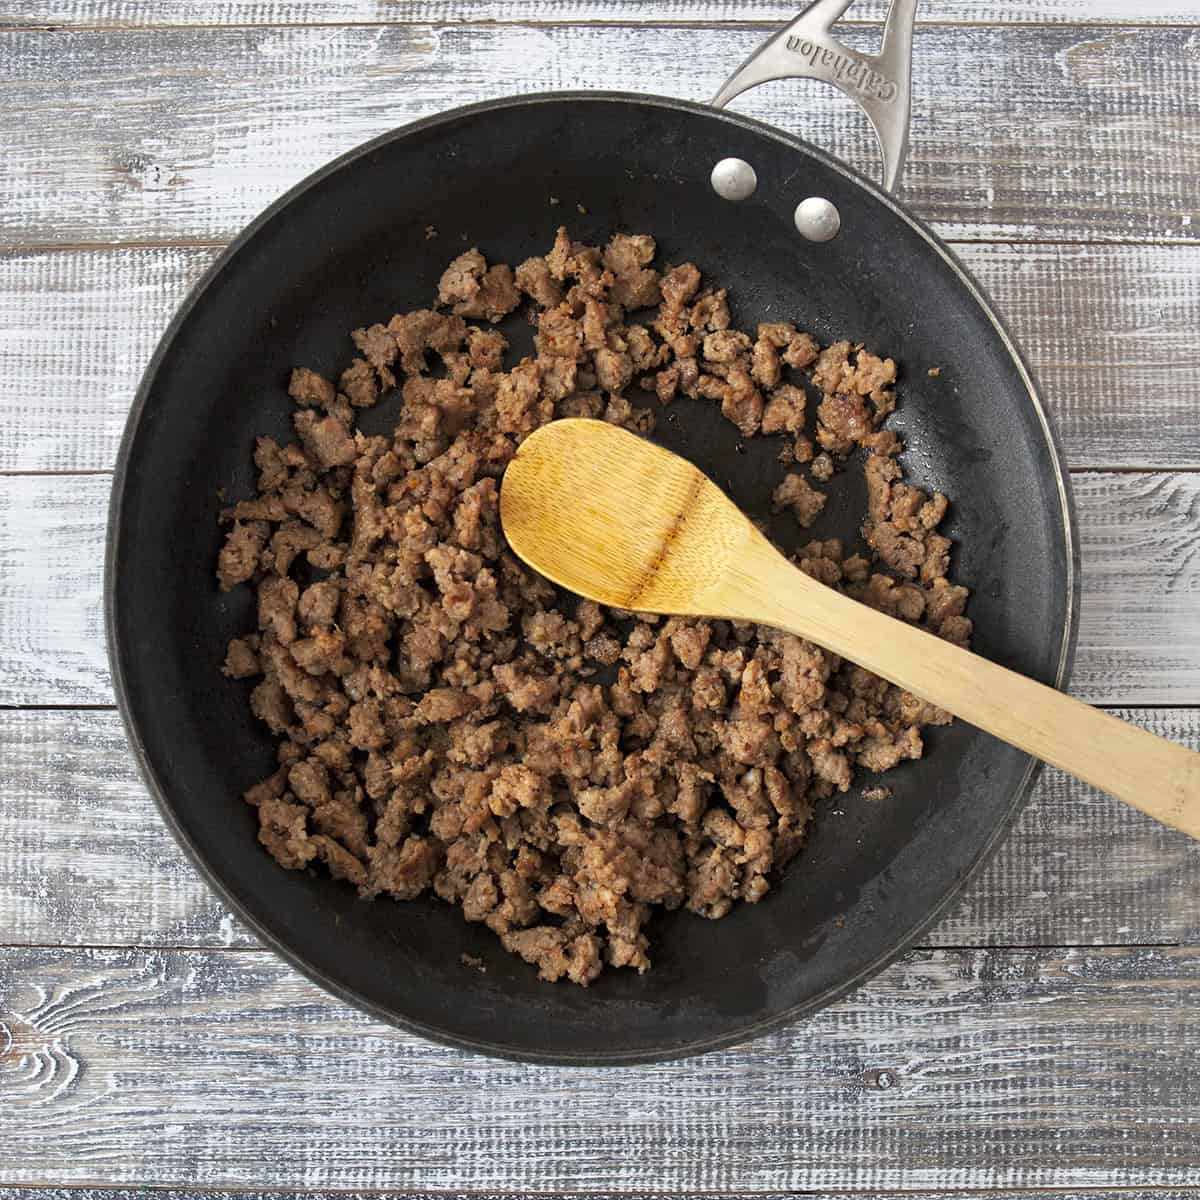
[668,620,712,670]
[290,628,349,675]
[718,369,763,437]
[351,324,398,381]
[386,309,467,376]
[660,262,701,309]
[773,472,827,529]
[257,795,315,870]
[367,835,441,900]
[536,305,585,363]
[703,330,752,364]
[415,687,479,724]
[849,350,897,399]
[270,520,324,576]
[502,926,604,985]
[293,410,357,468]
[298,580,340,627]
[223,637,260,679]
[603,232,655,276]
[604,233,661,309]
[312,835,367,886]
[862,429,902,457]
[624,325,664,372]
[937,614,973,645]
[515,256,563,309]
[454,264,521,324]
[495,360,548,435]
[690,289,730,332]
[467,327,507,371]
[751,336,782,388]
[816,391,872,455]
[437,248,486,305]
[761,383,807,435]
[585,633,621,665]
[783,331,819,369]
[219,227,970,985]
[811,340,851,394]
[288,367,336,409]
[339,359,378,408]
[593,347,633,394]
[257,576,300,644]
[217,520,268,591]
[252,437,294,494]
[757,321,794,348]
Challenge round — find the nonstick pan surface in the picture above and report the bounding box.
[107,94,1078,1064]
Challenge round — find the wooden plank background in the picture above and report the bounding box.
[6,1,1200,26]
[2,944,1200,1190]
[3,1195,1198,1200]
[1,23,1199,246]
[2,0,1199,1194]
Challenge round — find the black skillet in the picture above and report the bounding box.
[106,0,1078,1064]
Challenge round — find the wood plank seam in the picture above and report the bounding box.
[1,1192,1200,1199]
[3,18,1200,31]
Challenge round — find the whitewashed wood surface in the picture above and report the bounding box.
[3,22,1199,245]
[4,944,1200,1189]
[9,1,1200,25]
[2,1,1200,1194]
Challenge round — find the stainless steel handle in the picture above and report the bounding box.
[711,0,918,194]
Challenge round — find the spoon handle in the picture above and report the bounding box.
[719,535,1200,839]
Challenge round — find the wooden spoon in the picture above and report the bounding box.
[500,417,1200,840]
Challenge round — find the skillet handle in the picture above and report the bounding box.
[711,0,917,193]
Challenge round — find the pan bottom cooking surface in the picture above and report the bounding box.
[107,95,1076,1063]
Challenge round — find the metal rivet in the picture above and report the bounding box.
[794,196,841,242]
[710,157,758,202]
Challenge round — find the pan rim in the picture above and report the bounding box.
[105,89,1080,1066]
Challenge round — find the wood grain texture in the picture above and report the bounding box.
[0,710,254,950]
[2,23,1198,246]
[2,944,1199,1188]
[1070,472,1200,706]
[936,241,1200,472]
[2,708,1197,952]
[3,1194,1199,1200]
[0,247,208,474]
[0,475,109,706]
[2,1190,1200,1200]
[4,241,1200,473]
[6,1,1200,27]
[4,471,1199,707]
